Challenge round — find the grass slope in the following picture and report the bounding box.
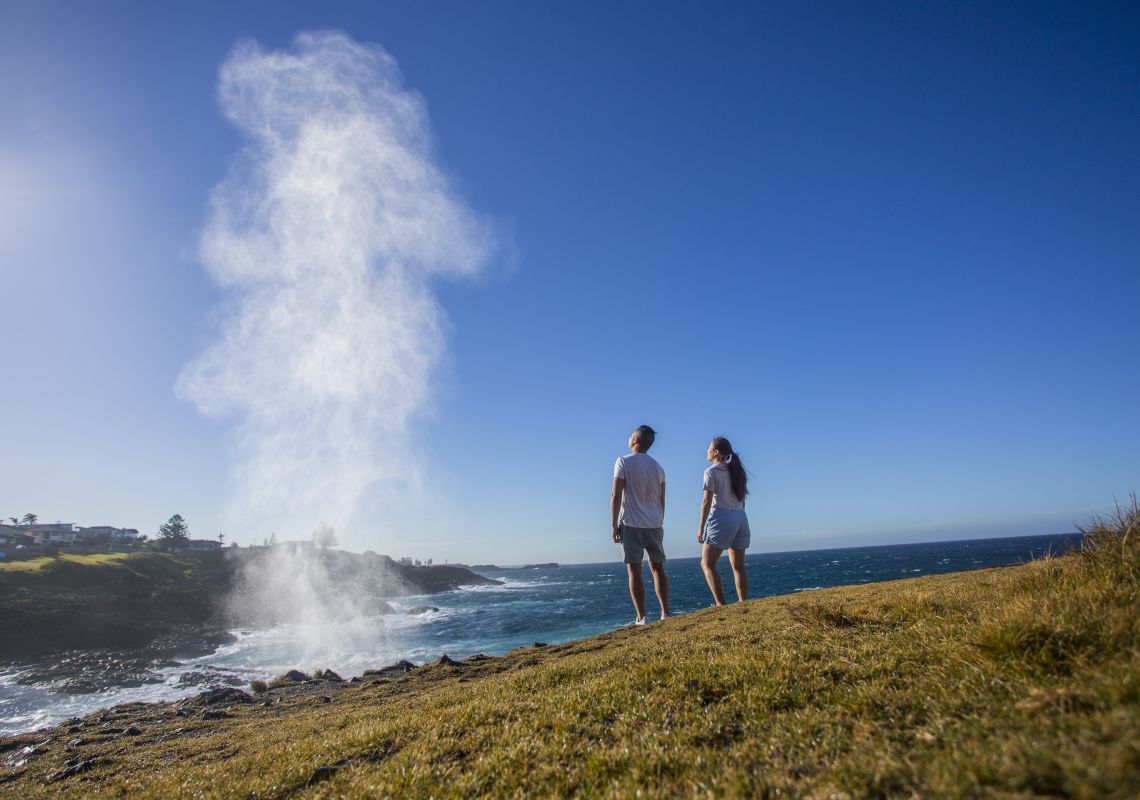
[0,552,225,659]
[2,506,1137,798]
[0,552,200,588]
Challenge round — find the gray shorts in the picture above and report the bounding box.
[704,507,751,550]
[620,525,666,564]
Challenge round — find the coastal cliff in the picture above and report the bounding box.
[0,505,1135,798]
[0,548,498,661]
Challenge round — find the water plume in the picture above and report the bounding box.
[223,529,412,672]
[178,31,492,545]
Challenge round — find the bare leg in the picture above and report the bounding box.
[648,561,670,618]
[728,548,748,602]
[626,563,647,621]
[701,544,727,606]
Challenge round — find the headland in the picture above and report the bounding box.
[0,506,1135,798]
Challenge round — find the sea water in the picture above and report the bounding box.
[0,532,1079,736]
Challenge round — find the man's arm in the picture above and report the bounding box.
[660,481,666,520]
[611,478,625,543]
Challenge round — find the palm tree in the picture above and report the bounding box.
[21,513,37,527]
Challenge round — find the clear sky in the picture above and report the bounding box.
[2,1,1137,565]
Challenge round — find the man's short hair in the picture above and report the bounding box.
[634,424,656,448]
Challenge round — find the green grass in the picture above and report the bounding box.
[0,551,197,589]
[0,552,130,573]
[2,502,1137,798]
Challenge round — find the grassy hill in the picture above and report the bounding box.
[0,552,210,587]
[0,551,227,659]
[1,504,1136,798]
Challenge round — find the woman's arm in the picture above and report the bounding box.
[697,490,713,542]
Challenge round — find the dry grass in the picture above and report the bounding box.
[0,553,131,573]
[2,503,1137,798]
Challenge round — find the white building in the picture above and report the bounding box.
[27,523,81,546]
[81,526,141,542]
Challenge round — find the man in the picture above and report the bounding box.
[611,424,670,624]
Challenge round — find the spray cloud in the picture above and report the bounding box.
[179,31,491,544]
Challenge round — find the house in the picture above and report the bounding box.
[26,523,81,546]
[0,524,39,558]
[186,539,222,551]
[81,526,141,542]
[0,525,35,547]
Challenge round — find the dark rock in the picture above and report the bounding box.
[317,669,343,682]
[178,669,245,688]
[65,738,86,748]
[193,687,254,706]
[201,709,227,720]
[174,708,194,717]
[145,627,237,660]
[283,669,307,682]
[15,651,165,695]
[362,659,415,678]
[399,564,503,593]
[45,756,98,783]
[437,654,459,666]
[318,696,332,704]
[350,676,361,683]
[124,726,142,736]
[405,606,439,615]
[534,642,548,648]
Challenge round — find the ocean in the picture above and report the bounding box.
[0,532,1080,736]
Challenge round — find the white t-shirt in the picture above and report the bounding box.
[614,453,665,528]
[703,463,746,511]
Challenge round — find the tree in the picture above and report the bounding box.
[157,514,190,548]
[311,522,337,550]
[21,513,37,526]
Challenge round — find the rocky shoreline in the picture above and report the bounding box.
[0,645,550,788]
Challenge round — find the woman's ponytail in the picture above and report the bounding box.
[712,436,748,503]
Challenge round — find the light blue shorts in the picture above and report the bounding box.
[704,507,751,551]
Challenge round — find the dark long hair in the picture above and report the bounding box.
[712,436,748,503]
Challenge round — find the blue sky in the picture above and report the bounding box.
[1,1,1137,564]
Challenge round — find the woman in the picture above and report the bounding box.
[697,436,750,605]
